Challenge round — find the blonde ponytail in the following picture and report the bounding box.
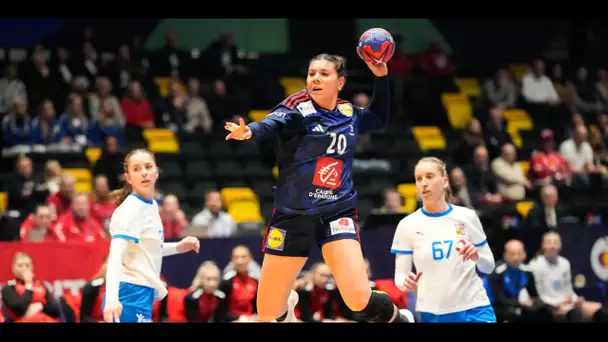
[110,182,132,206]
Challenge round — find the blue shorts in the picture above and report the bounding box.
[262,207,359,257]
[103,282,155,323]
[419,305,496,323]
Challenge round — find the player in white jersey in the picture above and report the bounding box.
[102,149,200,323]
[391,157,496,322]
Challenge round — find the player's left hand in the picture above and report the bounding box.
[365,60,388,77]
[456,239,479,262]
[177,236,200,254]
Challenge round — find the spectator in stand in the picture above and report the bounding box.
[521,59,560,106]
[188,190,237,238]
[295,262,341,322]
[120,80,155,140]
[87,97,125,147]
[559,124,596,187]
[2,98,31,148]
[89,76,124,124]
[206,79,235,131]
[387,35,413,117]
[92,135,126,190]
[529,129,571,187]
[595,68,608,111]
[488,240,551,323]
[550,63,577,109]
[48,46,74,112]
[55,94,91,147]
[29,99,59,146]
[79,257,109,323]
[3,155,48,241]
[73,41,102,90]
[45,172,76,220]
[219,245,259,322]
[69,76,92,118]
[201,31,248,87]
[523,185,565,257]
[462,146,502,207]
[449,167,483,214]
[160,194,189,240]
[0,62,28,116]
[52,192,106,242]
[22,48,53,111]
[151,28,192,78]
[89,174,117,233]
[1,252,61,323]
[491,143,531,201]
[183,77,213,134]
[482,68,518,109]
[589,127,608,181]
[43,160,62,195]
[571,66,602,116]
[101,44,134,98]
[453,118,485,167]
[419,36,454,79]
[20,205,59,242]
[184,261,228,323]
[155,78,188,131]
[484,104,514,160]
[529,232,608,322]
[373,188,405,214]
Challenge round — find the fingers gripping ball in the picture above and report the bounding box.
[357,28,395,64]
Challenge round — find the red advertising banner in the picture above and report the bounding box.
[0,241,110,297]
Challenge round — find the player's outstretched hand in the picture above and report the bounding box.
[403,272,422,292]
[365,60,388,77]
[177,236,200,254]
[225,117,252,141]
[456,239,479,262]
[103,301,123,323]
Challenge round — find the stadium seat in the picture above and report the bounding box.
[397,183,418,214]
[272,166,279,179]
[75,182,92,194]
[64,168,92,183]
[86,147,102,166]
[280,77,306,96]
[454,78,481,97]
[510,64,529,81]
[504,108,533,131]
[221,187,258,205]
[412,126,446,151]
[441,93,472,129]
[143,128,175,141]
[227,200,263,224]
[154,77,185,98]
[148,140,180,153]
[515,201,534,219]
[249,110,268,122]
[519,161,530,176]
[0,192,6,212]
[507,124,523,148]
[143,128,180,153]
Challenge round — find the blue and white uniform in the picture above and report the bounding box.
[103,193,181,323]
[391,204,497,323]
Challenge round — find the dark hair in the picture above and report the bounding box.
[109,148,156,206]
[309,53,347,78]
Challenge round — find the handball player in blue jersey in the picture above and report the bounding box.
[225,54,413,323]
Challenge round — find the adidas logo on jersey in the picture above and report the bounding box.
[312,125,324,133]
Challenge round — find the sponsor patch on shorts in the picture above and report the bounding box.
[329,218,356,235]
[266,227,286,251]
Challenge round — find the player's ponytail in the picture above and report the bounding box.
[110,182,132,207]
[444,184,453,204]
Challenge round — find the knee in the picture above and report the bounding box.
[342,286,373,312]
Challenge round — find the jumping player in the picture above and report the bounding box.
[102,149,200,323]
[391,157,496,323]
[225,54,412,323]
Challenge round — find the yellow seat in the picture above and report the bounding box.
[454,78,481,97]
[442,93,472,129]
[504,109,533,131]
[0,192,6,213]
[510,64,530,81]
[148,140,180,153]
[507,124,523,148]
[412,126,446,151]
[519,161,530,176]
[221,187,257,205]
[86,147,102,166]
[397,184,417,198]
[516,201,534,219]
[154,77,171,97]
[143,128,175,141]
[75,181,92,194]
[280,77,306,97]
[272,166,279,179]
[228,200,264,224]
[249,110,268,122]
[64,168,92,183]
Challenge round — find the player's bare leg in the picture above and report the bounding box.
[256,253,307,322]
[322,239,411,323]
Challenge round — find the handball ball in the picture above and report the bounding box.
[357,28,395,64]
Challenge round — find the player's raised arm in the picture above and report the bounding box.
[225,108,300,141]
[357,61,390,133]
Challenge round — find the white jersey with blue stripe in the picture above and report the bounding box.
[391,204,492,314]
[109,193,166,299]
